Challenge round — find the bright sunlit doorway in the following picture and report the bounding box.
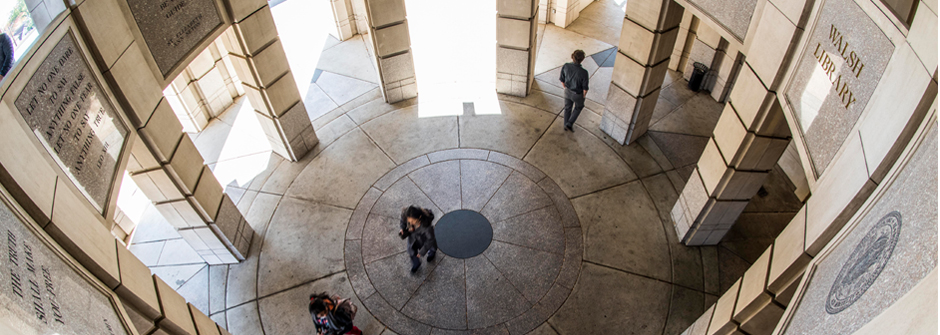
[405,0,500,117]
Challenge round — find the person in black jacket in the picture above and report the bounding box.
[559,49,589,132]
[0,32,13,79]
[399,205,437,273]
[309,293,361,335]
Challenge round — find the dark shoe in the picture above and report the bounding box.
[569,125,575,132]
[427,254,436,262]
[411,264,420,273]
[564,125,571,132]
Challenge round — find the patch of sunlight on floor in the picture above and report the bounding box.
[116,171,150,223]
[406,0,500,117]
[211,101,272,188]
[271,0,336,97]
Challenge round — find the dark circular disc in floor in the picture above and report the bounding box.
[435,210,493,259]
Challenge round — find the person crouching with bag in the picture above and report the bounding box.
[399,206,437,273]
[309,292,361,335]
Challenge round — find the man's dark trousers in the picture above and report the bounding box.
[563,88,585,129]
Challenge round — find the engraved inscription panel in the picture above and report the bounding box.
[14,32,128,212]
[784,0,893,174]
[126,0,223,76]
[0,196,129,334]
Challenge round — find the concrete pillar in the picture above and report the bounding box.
[70,0,259,264]
[551,0,580,28]
[332,0,359,41]
[599,0,683,145]
[670,3,797,246]
[362,0,418,103]
[496,0,539,97]
[125,98,255,264]
[225,1,319,161]
[668,11,694,72]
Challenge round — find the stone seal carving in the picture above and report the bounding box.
[826,211,902,314]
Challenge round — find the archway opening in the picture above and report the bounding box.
[405,0,500,117]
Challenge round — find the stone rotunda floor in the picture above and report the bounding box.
[346,149,582,334]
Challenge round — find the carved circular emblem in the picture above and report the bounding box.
[826,211,902,314]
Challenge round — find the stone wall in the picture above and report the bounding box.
[673,0,938,333]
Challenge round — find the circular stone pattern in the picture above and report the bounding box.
[826,210,902,314]
[435,210,494,259]
[345,149,583,334]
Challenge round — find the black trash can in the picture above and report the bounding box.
[688,62,708,92]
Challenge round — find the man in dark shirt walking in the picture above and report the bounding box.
[559,49,589,132]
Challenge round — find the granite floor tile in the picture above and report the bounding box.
[156,238,204,266]
[226,233,262,308]
[362,214,409,264]
[466,255,531,329]
[235,189,259,216]
[491,206,565,255]
[401,257,468,329]
[210,312,226,331]
[498,90,567,116]
[458,101,555,159]
[243,192,282,233]
[317,71,380,107]
[315,35,379,84]
[209,265,228,314]
[534,67,564,89]
[360,105,459,164]
[481,171,553,223]
[258,198,351,297]
[226,301,264,335]
[648,93,723,137]
[550,263,670,335]
[460,160,513,211]
[572,181,671,281]
[586,67,612,104]
[259,150,317,195]
[641,174,705,291]
[151,263,206,289]
[130,205,181,243]
[534,25,613,75]
[647,131,711,169]
[717,246,750,294]
[701,246,720,295]
[128,240,165,266]
[663,285,706,335]
[176,264,210,315]
[365,251,439,310]
[286,129,396,208]
[613,140,665,179]
[346,96,417,125]
[532,78,567,97]
[524,117,636,197]
[409,161,462,213]
[259,272,384,335]
[483,241,562,303]
[567,0,625,46]
[309,114,358,150]
[370,177,443,223]
[364,293,433,335]
[529,323,559,335]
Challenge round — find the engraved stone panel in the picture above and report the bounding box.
[784,0,893,175]
[14,32,128,212]
[780,124,937,334]
[686,0,757,41]
[0,193,130,334]
[127,0,224,76]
